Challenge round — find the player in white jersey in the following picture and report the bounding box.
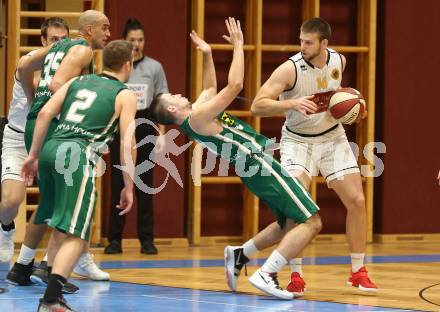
[0,19,69,263]
[248,17,377,293]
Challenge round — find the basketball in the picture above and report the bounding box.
[329,87,366,124]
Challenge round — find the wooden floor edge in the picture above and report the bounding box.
[199,236,243,245]
[185,234,349,246]
[100,238,189,248]
[95,233,440,248]
[312,234,347,244]
[196,234,440,245]
[374,233,440,243]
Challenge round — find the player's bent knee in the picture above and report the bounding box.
[307,214,322,235]
[0,193,23,212]
[1,182,25,209]
[347,193,366,211]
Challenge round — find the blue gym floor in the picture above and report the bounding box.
[0,254,432,312]
[0,279,415,312]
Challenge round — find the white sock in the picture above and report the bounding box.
[289,258,303,276]
[242,239,258,258]
[17,245,36,265]
[43,254,48,262]
[261,250,288,273]
[351,253,365,272]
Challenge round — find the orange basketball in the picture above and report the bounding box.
[329,87,366,124]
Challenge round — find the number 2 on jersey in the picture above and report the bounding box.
[65,89,97,123]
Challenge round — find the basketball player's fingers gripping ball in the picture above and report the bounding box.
[310,90,335,113]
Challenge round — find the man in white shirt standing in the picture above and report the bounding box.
[227,17,377,296]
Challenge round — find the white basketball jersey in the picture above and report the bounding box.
[280,48,344,135]
[7,51,36,132]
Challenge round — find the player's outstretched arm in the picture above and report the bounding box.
[115,89,137,216]
[30,78,75,158]
[190,30,217,106]
[251,61,317,116]
[21,77,75,186]
[50,45,93,93]
[191,17,244,125]
[17,45,53,104]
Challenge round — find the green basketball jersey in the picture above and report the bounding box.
[28,38,93,119]
[180,112,274,163]
[51,74,127,154]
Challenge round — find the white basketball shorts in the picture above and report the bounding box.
[280,125,360,184]
[1,125,27,182]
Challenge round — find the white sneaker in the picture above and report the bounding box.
[224,246,248,291]
[73,253,110,281]
[249,269,293,300]
[0,228,15,262]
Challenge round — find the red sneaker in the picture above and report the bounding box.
[347,266,378,292]
[286,272,306,297]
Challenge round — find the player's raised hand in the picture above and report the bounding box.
[190,30,211,54]
[222,17,243,47]
[118,187,134,216]
[437,170,440,186]
[20,155,38,186]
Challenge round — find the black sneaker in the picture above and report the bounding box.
[141,242,158,255]
[6,260,34,286]
[224,246,249,291]
[104,240,122,254]
[31,261,49,285]
[62,281,80,294]
[31,266,80,295]
[37,296,76,312]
